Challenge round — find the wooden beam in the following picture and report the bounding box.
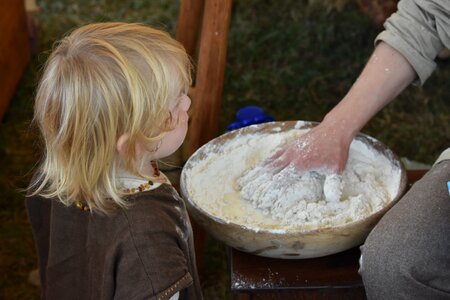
[176,0,205,59]
[185,0,232,157]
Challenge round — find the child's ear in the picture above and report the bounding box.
[116,134,129,158]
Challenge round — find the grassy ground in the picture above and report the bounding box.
[1,0,449,299]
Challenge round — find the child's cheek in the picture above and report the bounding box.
[180,112,189,123]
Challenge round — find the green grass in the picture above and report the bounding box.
[1,0,449,299]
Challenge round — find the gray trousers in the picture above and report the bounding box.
[360,159,450,300]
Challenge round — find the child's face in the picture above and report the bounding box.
[154,93,191,159]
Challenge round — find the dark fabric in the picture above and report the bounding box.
[360,160,450,299]
[26,183,203,300]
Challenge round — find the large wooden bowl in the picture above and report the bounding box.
[180,121,407,259]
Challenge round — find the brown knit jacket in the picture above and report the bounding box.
[26,183,203,300]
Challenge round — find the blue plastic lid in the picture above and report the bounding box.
[226,106,274,131]
[236,106,265,121]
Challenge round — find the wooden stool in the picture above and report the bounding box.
[230,247,366,300]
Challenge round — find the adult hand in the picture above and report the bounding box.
[238,121,351,205]
[263,122,351,176]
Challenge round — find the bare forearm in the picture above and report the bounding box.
[321,42,416,143]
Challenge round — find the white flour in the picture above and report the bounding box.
[184,126,401,231]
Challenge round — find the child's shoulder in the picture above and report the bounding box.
[123,182,182,208]
[120,183,186,226]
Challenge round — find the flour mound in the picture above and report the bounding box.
[238,138,392,227]
[239,166,344,214]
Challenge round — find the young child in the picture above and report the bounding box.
[26,22,202,300]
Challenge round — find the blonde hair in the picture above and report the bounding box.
[30,22,192,213]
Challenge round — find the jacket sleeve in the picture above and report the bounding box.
[375,0,450,85]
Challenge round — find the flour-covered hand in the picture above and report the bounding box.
[263,123,351,176]
[237,122,351,208]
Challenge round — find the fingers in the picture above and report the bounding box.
[260,147,287,168]
[269,147,286,161]
[264,154,290,172]
[264,144,303,172]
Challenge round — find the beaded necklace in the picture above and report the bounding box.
[75,160,165,211]
[122,160,166,193]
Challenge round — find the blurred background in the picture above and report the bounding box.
[0,0,448,299]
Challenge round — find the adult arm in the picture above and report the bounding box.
[268,0,449,174]
[268,42,415,174]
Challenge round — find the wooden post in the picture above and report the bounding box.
[184,0,232,157]
[175,0,233,278]
[176,0,204,59]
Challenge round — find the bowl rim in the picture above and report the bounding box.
[180,120,408,236]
